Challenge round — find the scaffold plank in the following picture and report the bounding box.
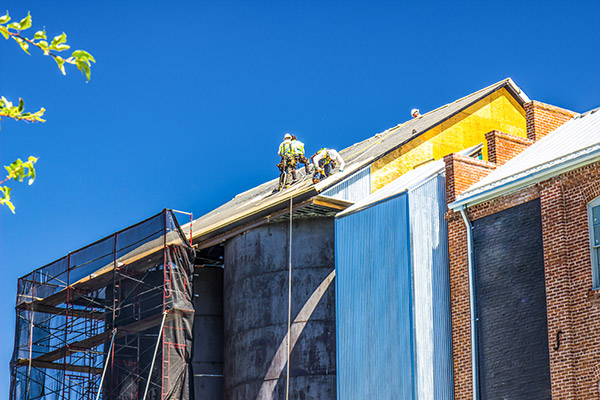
[15,358,103,375]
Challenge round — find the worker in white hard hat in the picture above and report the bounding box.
[276,133,296,191]
[291,134,311,178]
[311,148,345,184]
[411,108,420,118]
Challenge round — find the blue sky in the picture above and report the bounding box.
[1,0,599,395]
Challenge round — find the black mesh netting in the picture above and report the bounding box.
[10,209,194,400]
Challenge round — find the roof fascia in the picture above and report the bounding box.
[449,147,600,210]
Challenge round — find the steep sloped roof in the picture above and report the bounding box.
[451,107,600,209]
[191,78,529,245]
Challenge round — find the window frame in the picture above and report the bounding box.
[588,197,600,288]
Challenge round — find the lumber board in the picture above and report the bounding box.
[27,309,192,364]
[16,303,105,320]
[15,358,103,374]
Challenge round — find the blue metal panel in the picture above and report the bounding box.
[336,194,415,399]
[323,166,371,202]
[408,174,454,400]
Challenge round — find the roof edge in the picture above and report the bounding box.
[449,145,600,210]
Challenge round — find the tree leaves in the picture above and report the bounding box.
[0,186,15,213]
[19,12,31,31]
[0,11,10,24]
[0,96,45,122]
[0,11,95,80]
[0,156,38,213]
[0,10,94,213]
[4,157,38,185]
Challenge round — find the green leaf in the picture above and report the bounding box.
[50,32,66,49]
[0,27,8,40]
[7,21,20,30]
[72,50,96,63]
[53,43,70,52]
[14,37,30,54]
[34,29,46,40]
[17,98,24,113]
[0,186,15,214]
[0,11,10,24]
[37,40,49,54]
[54,56,66,75]
[19,12,31,31]
[76,59,91,82]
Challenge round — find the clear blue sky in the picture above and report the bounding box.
[1,0,599,395]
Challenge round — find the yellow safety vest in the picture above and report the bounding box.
[279,141,293,157]
[293,140,305,155]
[318,148,332,164]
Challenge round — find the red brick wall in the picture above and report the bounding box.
[448,161,600,399]
[485,130,533,166]
[525,101,577,141]
[444,153,496,204]
[444,153,496,399]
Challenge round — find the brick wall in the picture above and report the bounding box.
[525,101,577,141]
[444,153,496,204]
[485,130,533,166]
[444,152,497,400]
[448,159,600,399]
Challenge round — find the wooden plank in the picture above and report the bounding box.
[29,309,193,364]
[15,358,103,375]
[16,303,105,320]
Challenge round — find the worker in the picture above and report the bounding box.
[277,133,296,191]
[411,108,420,118]
[291,135,311,177]
[311,148,345,184]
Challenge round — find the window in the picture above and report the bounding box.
[589,197,600,288]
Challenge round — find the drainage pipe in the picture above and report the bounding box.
[459,206,479,400]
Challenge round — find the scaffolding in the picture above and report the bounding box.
[10,209,195,400]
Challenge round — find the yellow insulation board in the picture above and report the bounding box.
[370,87,526,192]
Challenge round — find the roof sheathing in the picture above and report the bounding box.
[191,79,529,245]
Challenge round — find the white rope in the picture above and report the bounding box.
[95,329,117,400]
[285,193,293,400]
[143,311,167,400]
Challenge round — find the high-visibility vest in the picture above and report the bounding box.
[292,140,305,156]
[318,148,332,164]
[279,141,293,157]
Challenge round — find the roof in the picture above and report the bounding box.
[190,78,529,246]
[337,144,483,218]
[450,107,600,209]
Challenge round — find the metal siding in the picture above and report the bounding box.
[409,174,454,400]
[336,194,415,400]
[323,167,371,203]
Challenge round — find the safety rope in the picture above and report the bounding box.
[285,193,293,400]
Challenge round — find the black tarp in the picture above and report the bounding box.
[10,209,194,400]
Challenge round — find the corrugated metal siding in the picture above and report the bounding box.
[323,166,371,203]
[336,194,415,399]
[409,174,454,400]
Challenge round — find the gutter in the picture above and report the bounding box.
[450,146,600,210]
[459,206,479,400]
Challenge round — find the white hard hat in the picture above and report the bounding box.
[284,133,292,139]
[411,108,420,117]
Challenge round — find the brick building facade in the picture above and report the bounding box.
[445,101,600,399]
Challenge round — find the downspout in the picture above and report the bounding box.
[459,205,479,400]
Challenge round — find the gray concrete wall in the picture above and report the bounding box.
[193,266,224,399]
[224,217,336,400]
